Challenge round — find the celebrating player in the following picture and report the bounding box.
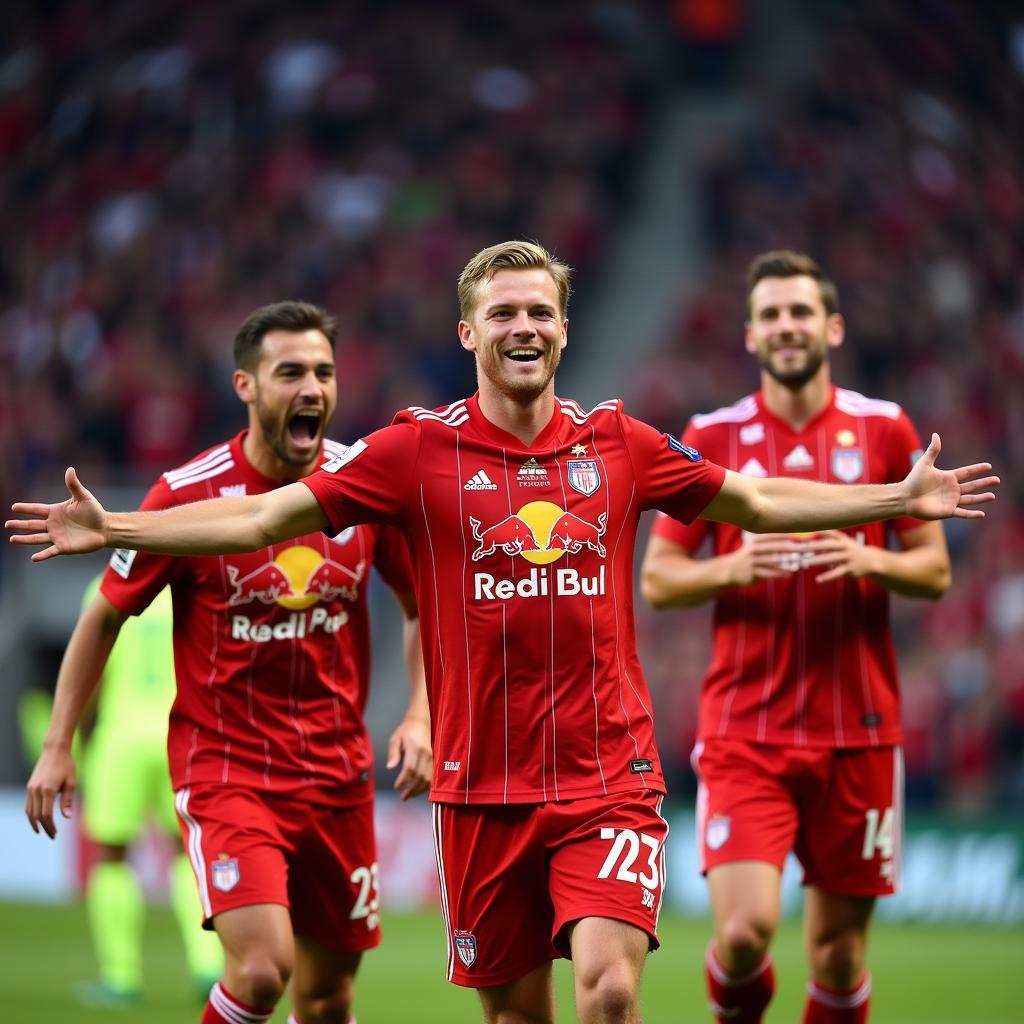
[9,242,997,1024]
[22,301,431,1024]
[641,250,954,1023]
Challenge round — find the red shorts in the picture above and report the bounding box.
[692,739,903,897]
[174,785,381,953]
[432,792,668,988]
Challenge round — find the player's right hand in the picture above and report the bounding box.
[6,467,108,562]
[727,533,804,587]
[25,747,77,839]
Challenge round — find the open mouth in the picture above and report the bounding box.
[505,347,542,363]
[287,409,323,444]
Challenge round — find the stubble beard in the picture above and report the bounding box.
[481,346,561,404]
[254,394,321,469]
[760,346,826,391]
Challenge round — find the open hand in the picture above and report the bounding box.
[6,468,108,561]
[903,434,998,520]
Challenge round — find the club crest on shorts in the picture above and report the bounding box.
[454,930,477,967]
[831,447,864,483]
[705,815,731,851]
[567,459,601,496]
[211,856,240,893]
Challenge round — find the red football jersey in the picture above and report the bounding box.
[650,386,925,749]
[100,431,414,803]
[303,394,725,805]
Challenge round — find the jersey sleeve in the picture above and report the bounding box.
[886,411,927,536]
[301,420,419,534]
[622,413,726,525]
[99,479,185,616]
[647,421,714,551]
[370,524,416,602]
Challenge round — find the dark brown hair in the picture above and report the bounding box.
[233,301,338,371]
[746,250,839,318]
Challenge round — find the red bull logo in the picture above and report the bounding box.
[469,501,606,564]
[226,545,365,642]
[469,501,608,601]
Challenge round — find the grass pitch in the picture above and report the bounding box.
[0,902,1020,1022]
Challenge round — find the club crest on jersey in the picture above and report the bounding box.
[665,435,702,462]
[211,857,240,893]
[321,440,368,473]
[706,816,731,851]
[454,930,477,967]
[831,447,864,483]
[567,459,601,496]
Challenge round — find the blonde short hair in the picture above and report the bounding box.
[457,240,572,320]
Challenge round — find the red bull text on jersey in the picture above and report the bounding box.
[651,386,925,749]
[101,432,414,802]
[303,394,725,805]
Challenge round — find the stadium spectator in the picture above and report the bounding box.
[23,300,431,1024]
[642,251,953,1023]
[7,240,997,1024]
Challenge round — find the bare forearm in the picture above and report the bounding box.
[750,478,905,533]
[45,603,122,749]
[402,617,430,723]
[642,553,736,608]
[105,497,273,554]
[867,544,950,598]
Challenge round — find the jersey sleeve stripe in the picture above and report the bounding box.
[166,459,237,491]
[834,388,901,419]
[163,444,232,483]
[690,395,758,429]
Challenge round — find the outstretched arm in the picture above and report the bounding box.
[26,593,127,838]
[7,468,328,560]
[701,434,997,534]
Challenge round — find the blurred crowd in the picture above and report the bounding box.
[1,0,1020,812]
[0,0,658,501]
[633,0,1024,812]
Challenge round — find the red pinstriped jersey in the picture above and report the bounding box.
[100,431,414,803]
[303,393,725,805]
[651,386,925,749]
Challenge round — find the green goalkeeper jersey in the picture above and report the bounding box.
[84,577,176,740]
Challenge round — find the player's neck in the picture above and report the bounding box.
[242,428,318,484]
[761,369,832,431]
[476,384,556,446]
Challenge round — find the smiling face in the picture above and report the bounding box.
[235,329,337,473]
[458,267,568,405]
[745,274,843,390]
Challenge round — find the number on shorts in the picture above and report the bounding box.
[349,862,380,920]
[597,828,660,888]
[861,807,895,860]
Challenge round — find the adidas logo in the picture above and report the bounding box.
[783,444,814,469]
[464,470,498,491]
[219,484,247,497]
[739,457,767,477]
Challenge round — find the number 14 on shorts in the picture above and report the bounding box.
[596,828,662,907]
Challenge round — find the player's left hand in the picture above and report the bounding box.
[800,530,877,583]
[902,434,999,520]
[386,714,432,800]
